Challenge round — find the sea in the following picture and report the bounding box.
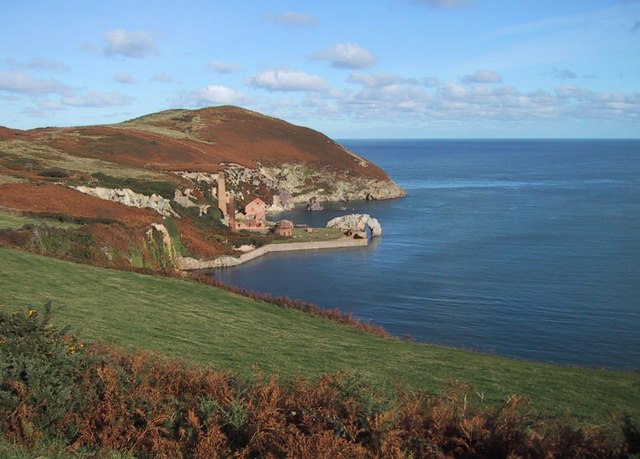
[213,139,640,371]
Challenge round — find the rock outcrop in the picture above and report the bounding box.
[144,223,177,268]
[74,186,179,217]
[270,190,294,211]
[206,162,405,212]
[173,188,210,216]
[176,255,241,270]
[306,197,323,211]
[258,163,406,206]
[326,214,382,237]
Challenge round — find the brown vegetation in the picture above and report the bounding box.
[0,183,158,227]
[2,106,389,179]
[1,305,635,458]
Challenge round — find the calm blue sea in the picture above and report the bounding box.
[214,140,640,370]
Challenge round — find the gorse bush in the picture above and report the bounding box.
[0,302,91,446]
[1,302,637,458]
[38,168,71,178]
[90,172,177,199]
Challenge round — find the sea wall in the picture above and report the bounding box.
[177,237,368,270]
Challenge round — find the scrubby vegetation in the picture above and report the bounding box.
[38,167,71,178]
[1,303,638,458]
[90,172,178,199]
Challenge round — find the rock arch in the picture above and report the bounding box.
[326,213,382,237]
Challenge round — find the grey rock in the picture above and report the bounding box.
[306,196,324,211]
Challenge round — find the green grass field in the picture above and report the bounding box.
[273,227,344,243]
[1,246,638,424]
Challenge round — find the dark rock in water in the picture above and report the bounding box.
[306,196,324,211]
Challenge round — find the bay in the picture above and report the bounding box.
[213,139,640,370]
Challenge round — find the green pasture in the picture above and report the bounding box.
[0,246,638,425]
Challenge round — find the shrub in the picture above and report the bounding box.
[171,114,194,123]
[3,157,39,171]
[24,211,119,226]
[0,302,91,446]
[90,172,177,199]
[38,168,71,178]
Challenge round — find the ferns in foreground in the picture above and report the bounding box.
[0,302,637,458]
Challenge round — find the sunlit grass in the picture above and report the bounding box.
[1,246,638,424]
[272,227,344,243]
[0,139,169,181]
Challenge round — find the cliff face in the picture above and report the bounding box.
[223,161,405,210]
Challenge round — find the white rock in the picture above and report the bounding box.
[73,186,179,217]
[326,213,382,237]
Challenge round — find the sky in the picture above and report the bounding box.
[1,0,639,138]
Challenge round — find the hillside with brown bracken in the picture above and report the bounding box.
[1,106,388,179]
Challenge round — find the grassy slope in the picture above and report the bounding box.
[1,246,638,424]
[0,209,78,229]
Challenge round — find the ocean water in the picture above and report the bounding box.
[213,140,640,370]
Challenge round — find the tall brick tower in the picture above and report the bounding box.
[217,172,227,218]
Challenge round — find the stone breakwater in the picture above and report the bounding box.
[176,237,368,270]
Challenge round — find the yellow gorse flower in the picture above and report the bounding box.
[27,309,36,318]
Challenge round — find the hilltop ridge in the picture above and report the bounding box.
[1,105,392,178]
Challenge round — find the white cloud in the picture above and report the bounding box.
[315,43,376,69]
[0,71,69,95]
[347,73,418,88]
[355,84,431,106]
[422,76,441,87]
[151,73,173,83]
[460,70,503,84]
[413,0,474,9]
[547,68,578,79]
[21,107,50,119]
[188,85,247,106]
[27,58,69,72]
[555,85,592,99]
[266,11,317,27]
[247,69,329,92]
[4,57,69,72]
[104,29,156,58]
[113,71,136,84]
[37,99,65,110]
[208,61,244,74]
[284,73,640,126]
[62,91,132,107]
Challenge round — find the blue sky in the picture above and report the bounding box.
[1,0,639,138]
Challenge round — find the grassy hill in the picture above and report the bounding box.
[1,246,638,425]
[0,106,389,178]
